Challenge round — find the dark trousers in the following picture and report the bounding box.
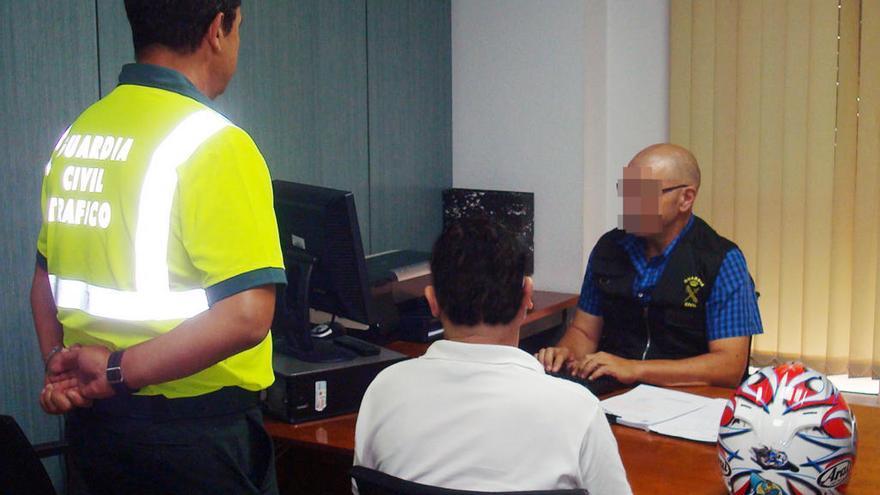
[66,396,278,495]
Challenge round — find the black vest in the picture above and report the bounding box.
[591,216,737,360]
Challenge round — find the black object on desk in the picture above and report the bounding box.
[546,372,626,397]
[396,297,444,343]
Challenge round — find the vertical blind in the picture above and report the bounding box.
[670,0,879,378]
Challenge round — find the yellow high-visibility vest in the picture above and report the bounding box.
[37,64,285,398]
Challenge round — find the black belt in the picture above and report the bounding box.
[90,386,260,420]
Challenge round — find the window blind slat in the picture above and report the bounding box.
[751,0,787,365]
[670,0,693,148]
[691,0,717,224]
[777,0,810,363]
[827,0,861,375]
[733,0,762,269]
[801,0,839,371]
[852,0,880,377]
[711,0,738,239]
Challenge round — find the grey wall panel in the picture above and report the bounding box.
[96,0,133,96]
[0,0,99,488]
[95,0,372,251]
[219,0,371,250]
[367,0,452,252]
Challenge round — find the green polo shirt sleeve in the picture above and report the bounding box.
[176,125,286,305]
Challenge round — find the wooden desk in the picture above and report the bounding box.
[268,385,879,494]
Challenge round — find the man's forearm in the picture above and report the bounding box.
[634,351,745,388]
[557,328,598,359]
[121,285,276,390]
[556,310,604,359]
[30,264,63,360]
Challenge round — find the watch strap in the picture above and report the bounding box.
[106,350,139,395]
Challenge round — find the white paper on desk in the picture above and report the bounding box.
[600,385,711,430]
[649,398,727,443]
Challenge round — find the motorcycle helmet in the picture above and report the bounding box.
[718,362,857,494]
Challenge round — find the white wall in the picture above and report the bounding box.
[452,0,586,293]
[583,0,608,273]
[452,0,668,292]
[605,0,670,231]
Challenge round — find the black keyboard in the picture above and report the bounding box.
[547,372,625,397]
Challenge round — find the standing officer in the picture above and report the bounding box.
[31,1,285,493]
[537,144,762,388]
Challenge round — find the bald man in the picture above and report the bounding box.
[537,144,762,388]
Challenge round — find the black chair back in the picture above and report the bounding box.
[351,466,588,495]
[0,415,59,495]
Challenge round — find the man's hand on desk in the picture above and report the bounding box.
[568,352,640,385]
[535,346,573,373]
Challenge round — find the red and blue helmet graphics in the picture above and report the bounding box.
[718,363,857,495]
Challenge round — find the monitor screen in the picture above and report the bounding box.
[272,180,378,361]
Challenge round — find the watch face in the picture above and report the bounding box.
[106,366,123,384]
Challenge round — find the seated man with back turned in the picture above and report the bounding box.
[537,143,762,388]
[353,218,632,494]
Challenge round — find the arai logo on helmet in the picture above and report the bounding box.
[817,459,852,488]
[718,457,731,477]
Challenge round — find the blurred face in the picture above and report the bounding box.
[617,165,690,236]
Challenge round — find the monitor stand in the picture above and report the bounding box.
[273,247,357,363]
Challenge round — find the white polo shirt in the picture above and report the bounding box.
[353,340,632,494]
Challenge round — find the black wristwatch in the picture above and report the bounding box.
[106,350,140,396]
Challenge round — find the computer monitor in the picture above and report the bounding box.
[272,180,379,362]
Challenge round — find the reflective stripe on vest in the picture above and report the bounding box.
[49,275,211,321]
[49,110,231,321]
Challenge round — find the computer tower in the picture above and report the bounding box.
[264,344,408,424]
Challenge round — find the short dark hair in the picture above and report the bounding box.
[124,0,241,56]
[430,217,527,326]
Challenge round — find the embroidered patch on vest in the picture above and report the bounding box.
[683,275,705,308]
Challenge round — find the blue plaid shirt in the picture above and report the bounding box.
[578,216,763,341]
